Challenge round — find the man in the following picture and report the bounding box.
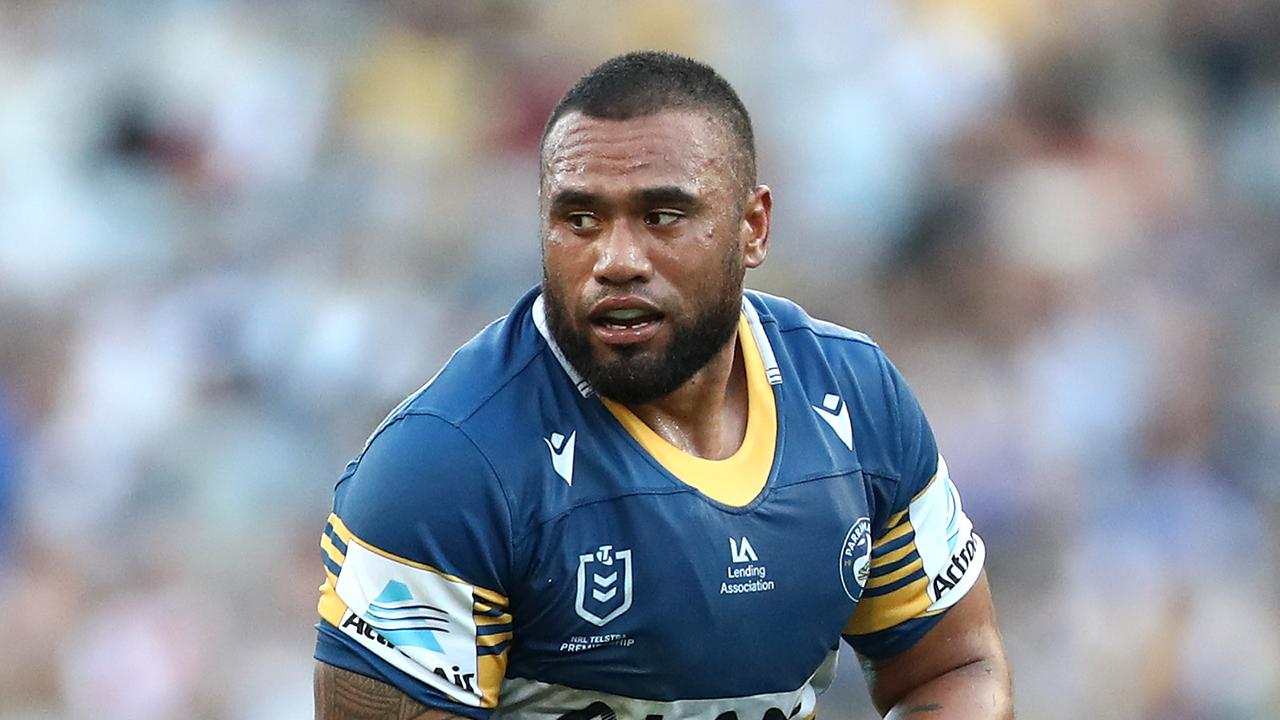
[314,51,1012,719]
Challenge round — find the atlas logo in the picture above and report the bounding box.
[839,517,873,601]
[576,545,633,627]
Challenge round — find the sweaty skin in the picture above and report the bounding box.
[540,110,771,460]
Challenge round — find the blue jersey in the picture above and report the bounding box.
[315,288,986,719]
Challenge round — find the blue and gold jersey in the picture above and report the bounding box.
[315,288,986,719]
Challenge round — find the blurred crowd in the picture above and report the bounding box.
[1,1,1277,718]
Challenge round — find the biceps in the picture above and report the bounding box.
[860,571,1009,712]
[314,662,473,720]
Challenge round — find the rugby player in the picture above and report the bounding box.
[314,51,1013,719]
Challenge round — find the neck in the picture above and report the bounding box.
[621,333,748,460]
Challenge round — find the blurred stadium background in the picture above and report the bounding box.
[1,1,1278,718]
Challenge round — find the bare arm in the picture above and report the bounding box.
[314,662,473,720]
[860,572,1012,719]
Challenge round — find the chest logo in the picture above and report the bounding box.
[544,431,576,486]
[812,393,853,451]
[576,545,633,626]
[840,517,873,601]
[729,536,759,563]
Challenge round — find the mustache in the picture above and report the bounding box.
[581,287,658,306]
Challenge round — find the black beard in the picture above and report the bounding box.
[542,264,743,406]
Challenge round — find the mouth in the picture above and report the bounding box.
[587,298,665,346]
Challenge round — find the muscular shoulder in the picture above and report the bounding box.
[337,289,593,553]
[746,289,887,386]
[747,289,879,348]
[384,291,547,430]
[748,290,922,485]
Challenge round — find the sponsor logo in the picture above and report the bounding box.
[911,455,986,610]
[576,545,633,626]
[333,542,481,705]
[722,535,774,595]
[839,517,873,601]
[360,579,447,652]
[545,431,576,486]
[341,613,394,648]
[811,393,853,451]
[729,536,759,563]
[558,633,635,653]
[928,533,982,603]
[339,610,476,694]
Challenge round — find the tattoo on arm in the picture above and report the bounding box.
[314,662,471,720]
[903,704,944,715]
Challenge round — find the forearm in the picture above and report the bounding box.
[883,657,1012,720]
[314,662,471,720]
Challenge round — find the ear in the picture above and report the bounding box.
[741,185,772,269]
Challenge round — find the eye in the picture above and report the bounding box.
[644,210,683,227]
[567,212,601,231]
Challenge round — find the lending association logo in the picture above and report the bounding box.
[576,545,632,627]
[839,517,873,601]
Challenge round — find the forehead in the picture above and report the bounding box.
[541,110,733,195]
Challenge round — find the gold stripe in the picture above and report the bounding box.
[884,507,909,529]
[473,599,510,614]
[875,461,942,536]
[475,613,513,627]
[347,535,510,607]
[873,519,914,547]
[865,557,923,588]
[318,569,347,626]
[843,577,932,635]
[870,540,915,568]
[320,533,346,565]
[328,512,510,606]
[476,654,507,709]
[477,632,512,647]
[327,513,354,543]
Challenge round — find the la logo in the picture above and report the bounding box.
[730,536,759,563]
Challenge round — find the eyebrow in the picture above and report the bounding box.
[633,186,702,211]
[548,186,704,216]
[547,189,602,215]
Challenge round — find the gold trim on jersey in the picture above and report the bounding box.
[476,655,506,706]
[843,489,938,636]
[316,511,514,705]
[864,557,925,588]
[318,569,346,628]
[601,314,778,507]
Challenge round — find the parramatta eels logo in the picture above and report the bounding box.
[839,517,873,601]
[576,545,633,627]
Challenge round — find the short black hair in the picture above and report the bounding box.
[541,50,756,191]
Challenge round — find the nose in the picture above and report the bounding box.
[593,220,652,286]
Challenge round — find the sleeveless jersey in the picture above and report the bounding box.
[315,288,986,719]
